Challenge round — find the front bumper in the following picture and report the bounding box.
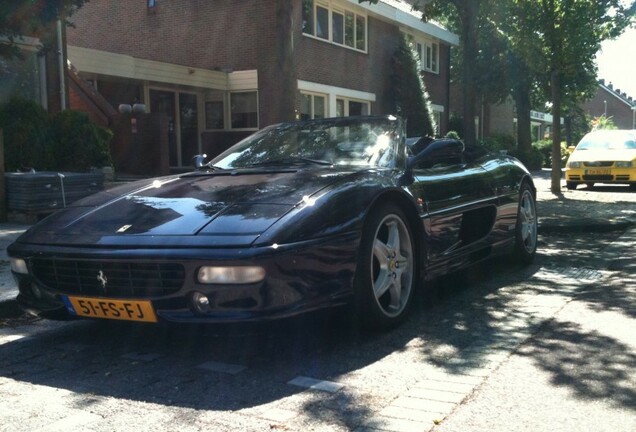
[565,167,636,185]
[10,233,359,323]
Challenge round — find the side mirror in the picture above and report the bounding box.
[567,145,576,154]
[192,154,208,169]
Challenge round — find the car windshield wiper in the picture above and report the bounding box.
[193,163,225,171]
[249,157,332,167]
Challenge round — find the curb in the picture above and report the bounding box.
[538,218,635,234]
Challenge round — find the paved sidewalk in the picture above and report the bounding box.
[0,223,30,303]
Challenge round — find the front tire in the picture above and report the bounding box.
[566,181,577,190]
[354,203,416,330]
[513,182,538,264]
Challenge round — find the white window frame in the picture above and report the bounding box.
[402,31,440,74]
[298,80,375,118]
[337,97,370,117]
[300,91,328,119]
[229,91,259,131]
[302,0,368,53]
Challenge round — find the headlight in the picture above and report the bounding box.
[197,266,266,284]
[615,161,633,168]
[567,161,582,168]
[10,258,28,274]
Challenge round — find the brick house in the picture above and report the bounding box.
[582,80,636,130]
[64,0,458,173]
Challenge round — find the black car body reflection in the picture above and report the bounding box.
[8,116,537,329]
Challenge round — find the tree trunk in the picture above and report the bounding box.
[459,1,479,147]
[275,0,297,122]
[513,79,532,154]
[550,70,562,194]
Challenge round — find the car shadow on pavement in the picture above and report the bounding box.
[1,228,634,427]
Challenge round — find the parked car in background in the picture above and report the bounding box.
[565,129,636,190]
[8,116,537,330]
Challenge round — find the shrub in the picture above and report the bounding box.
[480,133,517,153]
[532,139,568,168]
[0,97,51,171]
[510,147,544,171]
[0,98,112,172]
[48,110,112,172]
[445,131,461,140]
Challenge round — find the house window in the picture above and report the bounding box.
[302,0,367,52]
[316,4,329,40]
[403,32,439,74]
[332,10,344,44]
[300,93,326,120]
[336,98,370,116]
[230,91,258,129]
[205,101,224,130]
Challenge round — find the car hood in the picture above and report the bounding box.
[569,148,636,163]
[16,168,357,247]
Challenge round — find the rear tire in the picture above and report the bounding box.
[354,203,416,330]
[512,182,538,264]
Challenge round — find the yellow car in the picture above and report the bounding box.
[565,129,636,190]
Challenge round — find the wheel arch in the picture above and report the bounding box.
[362,190,426,278]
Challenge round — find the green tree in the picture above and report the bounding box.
[391,38,436,137]
[524,0,634,193]
[0,0,87,59]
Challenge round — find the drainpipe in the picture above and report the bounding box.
[57,19,66,111]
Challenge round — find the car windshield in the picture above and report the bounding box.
[209,116,404,169]
[576,131,636,151]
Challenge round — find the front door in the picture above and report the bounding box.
[179,93,199,167]
[149,89,200,168]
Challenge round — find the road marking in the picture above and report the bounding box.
[288,376,344,393]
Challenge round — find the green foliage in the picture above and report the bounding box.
[445,131,461,140]
[0,98,112,171]
[591,115,618,130]
[448,115,464,139]
[391,37,435,137]
[532,139,568,168]
[0,97,50,170]
[0,0,88,59]
[48,110,113,172]
[479,133,517,153]
[510,146,544,171]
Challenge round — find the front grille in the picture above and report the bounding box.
[30,259,185,298]
[583,175,613,181]
[583,161,613,167]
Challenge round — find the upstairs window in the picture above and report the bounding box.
[403,33,439,74]
[302,0,367,52]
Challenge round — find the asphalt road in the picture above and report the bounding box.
[0,174,635,432]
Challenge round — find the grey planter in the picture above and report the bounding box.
[5,171,104,212]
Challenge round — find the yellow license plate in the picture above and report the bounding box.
[585,169,611,175]
[62,295,158,323]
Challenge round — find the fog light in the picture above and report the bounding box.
[191,291,211,314]
[197,266,265,284]
[10,258,28,274]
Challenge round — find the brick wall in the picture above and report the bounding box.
[67,0,454,135]
[582,87,635,130]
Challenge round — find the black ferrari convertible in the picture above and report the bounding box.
[8,115,537,329]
